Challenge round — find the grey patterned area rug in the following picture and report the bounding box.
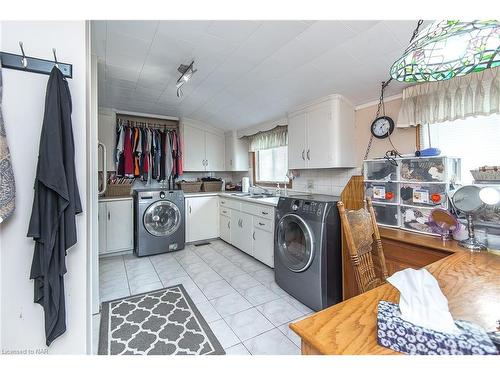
[99,284,225,355]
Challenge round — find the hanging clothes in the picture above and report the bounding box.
[177,129,183,176]
[171,130,179,179]
[0,65,16,223]
[115,122,125,177]
[123,126,134,177]
[164,130,174,181]
[159,130,166,181]
[27,67,82,346]
[133,127,141,177]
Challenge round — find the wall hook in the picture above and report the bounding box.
[19,41,27,68]
[52,48,59,69]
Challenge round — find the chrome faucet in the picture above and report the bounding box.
[252,185,272,196]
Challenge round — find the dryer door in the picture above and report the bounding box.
[276,213,314,272]
[143,200,181,237]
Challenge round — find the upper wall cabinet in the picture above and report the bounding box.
[287,95,356,169]
[182,119,225,172]
[225,131,249,171]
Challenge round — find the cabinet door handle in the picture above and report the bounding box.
[189,206,192,214]
[261,211,268,215]
[307,149,310,160]
[228,221,230,229]
[107,211,110,220]
[301,150,305,160]
[258,222,265,226]
[253,231,255,240]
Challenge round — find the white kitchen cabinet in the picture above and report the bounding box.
[287,112,307,169]
[185,196,219,242]
[205,131,225,171]
[287,94,356,169]
[230,210,253,256]
[99,199,134,255]
[224,131,249,171]
[182,125,206,171]
[219,211,231,243]
[253,227,274,268]
[182,123,225,172]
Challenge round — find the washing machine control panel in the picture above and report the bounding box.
[290,200,324,217]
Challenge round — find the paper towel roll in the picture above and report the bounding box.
[242,177,250,193]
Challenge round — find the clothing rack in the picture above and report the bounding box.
[115,113,182,190]
[116,113,179,130]
[0,42,72,78]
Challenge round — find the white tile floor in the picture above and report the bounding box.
[94,239,314,355]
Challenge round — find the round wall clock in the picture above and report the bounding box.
[371,116,394,139]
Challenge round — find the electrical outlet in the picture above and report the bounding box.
[307,179,314,190]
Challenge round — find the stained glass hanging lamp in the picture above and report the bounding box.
[390,20,500,83]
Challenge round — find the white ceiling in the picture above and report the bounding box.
[92,20,428,130]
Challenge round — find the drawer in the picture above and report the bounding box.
[220,197,240,210]
[365,181,399,204]
[400,205,438,235]
[400,157,461,183]
[253,217,273,233]
[399,183,448,208]
[363,159,398,181]
[220,207,231,217]
[372,203,399,227]
[241,202,274,219]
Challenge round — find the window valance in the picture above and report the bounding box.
[248,125,288,151]
[397,66,500,127]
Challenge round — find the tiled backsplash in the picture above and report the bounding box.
[175,167,362,196]
[290,168,362,196]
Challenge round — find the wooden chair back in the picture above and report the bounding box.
[337,198,388,294]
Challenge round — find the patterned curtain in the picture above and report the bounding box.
[248,125,288,151]
[397,66,500,127]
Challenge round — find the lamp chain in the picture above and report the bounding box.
[409,19,424,43]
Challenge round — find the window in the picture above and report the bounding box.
[420,114,500,184]
[255,146,289,184]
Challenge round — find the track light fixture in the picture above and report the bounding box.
[176,60,197,98]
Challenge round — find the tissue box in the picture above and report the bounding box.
[377,301,499,355]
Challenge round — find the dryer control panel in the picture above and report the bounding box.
[290,199,324,218]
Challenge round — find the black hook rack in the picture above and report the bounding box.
[0,41,72,79]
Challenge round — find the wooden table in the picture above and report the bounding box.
[290,249,500,355]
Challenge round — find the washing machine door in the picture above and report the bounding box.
[143,200,181,237]
[276,213,314,272]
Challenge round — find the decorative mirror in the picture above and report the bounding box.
[428,208,458,241]
[451,185,487,251]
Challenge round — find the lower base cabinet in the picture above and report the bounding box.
[186,196,219,243]
[220,197,275,268]
[219,212,231,243]
[99,198,134,255]
[231,210,254,256]
[253,227,274,267]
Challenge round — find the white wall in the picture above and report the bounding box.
[0,21,88,354]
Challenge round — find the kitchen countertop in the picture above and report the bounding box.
[98,196,133,202]
[99,190,311,207]
[289,248,500,355]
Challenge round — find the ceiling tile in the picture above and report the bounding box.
[93,20,425,129]
[205,21,262,43]
[107,20,159,42]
